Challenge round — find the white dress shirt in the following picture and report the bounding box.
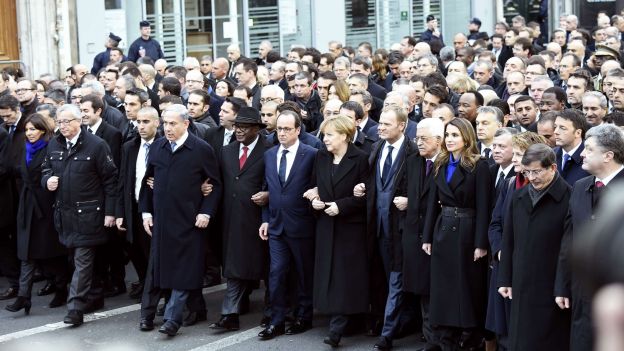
[89,118,103,134]
[135,138,154,202]
[379,135,405,178]
[597,165,624,186]
[277,139,300,182]
[223,128,234,146]
[240,135,259,158]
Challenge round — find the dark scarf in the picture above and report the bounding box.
[527,172,559,206]
[25,139,47,166]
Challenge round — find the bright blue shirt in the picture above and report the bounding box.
[446,153,460,183]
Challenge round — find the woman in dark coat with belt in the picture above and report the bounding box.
[6,114,68,314]
[422,117,492,350]
[304,115,369,347]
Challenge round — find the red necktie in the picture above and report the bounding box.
[239,146,248,170]
[595,181,605,188]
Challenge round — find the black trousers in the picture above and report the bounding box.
[128,201,150,283]
[0,225,20,289]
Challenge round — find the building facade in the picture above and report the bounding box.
[0,0,620,78]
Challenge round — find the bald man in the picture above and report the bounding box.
[226,45,244,80]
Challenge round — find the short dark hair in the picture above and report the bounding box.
[514,37,533,54]
[606,111,624,126]
[160,77,181,96]
[543,87,567,103]
[43,89,66,104]
[159,95,183,105]
[303,49,321,65]
[424,72,448,89]
[167,66,188,80]
[538,111,558,125]
[340,101,365,121]
[225,97,246,114]
[568,69,592,90]
[463,90,484,107]
[521,143,556,167]
[514,95,536,107]
[126,88,149,104]
[425,85,449,103]
[556,108,589,138]
[189,89,211,106]
[388,51,405,65]
[294,71,313,85]
[487,98,510,115]
[236,59,258,76]
[277,109,302,128]
[318,71,337,81]
[0,95,20,110]
[80,94,104,114]
[277,101,302,116]
[234,85,252,98]
[320,53,335,65]
[352,57,371,71]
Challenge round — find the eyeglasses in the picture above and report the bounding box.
[15,88,34,93]
[234,124,253,132]
[57,119,79,125]
[522,168,547,177]
[71,95,83,100]
[260,97,279,103]
[276,127,295,133]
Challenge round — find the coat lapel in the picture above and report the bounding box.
[283,144,305,188]
[447,164,465,192]
[238,136,267,175]
[332,145,358,186]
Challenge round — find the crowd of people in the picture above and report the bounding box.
[2,9,624,351]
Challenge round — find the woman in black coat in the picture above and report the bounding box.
[422,117,492,350]
[304,115,369,347]
[6,114,68,314]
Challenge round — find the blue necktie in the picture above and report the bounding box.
[170,141,177,152]
[562,153,571,170]
[144,142,151,165]
[382,145,394,184]
[278,149,289,185]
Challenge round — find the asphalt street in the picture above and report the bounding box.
[0,271,424,351]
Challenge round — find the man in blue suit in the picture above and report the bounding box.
[553,109,590,185]
[258,110,317,340]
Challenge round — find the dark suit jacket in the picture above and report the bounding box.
[368,79,387,101]
[0,127,17,228]
[204,126,235,158]
[555,142,590,186]
[489,164,515,203]
[361,118,379,141]
[115,136,161,243]
[403,153,435,295]
[262,142,317,238]
[90,121,122,167]
[555,170,624,351]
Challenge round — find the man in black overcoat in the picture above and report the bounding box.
[115,106,161,310]
[403,118,444,349]
[41,104,118,326]
[209,107,270,331]
[555,124,624,351]
[139,104,222,336]
[498,144,571,351]
[0,95,23,299]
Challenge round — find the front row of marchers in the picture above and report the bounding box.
[5,101,621,351]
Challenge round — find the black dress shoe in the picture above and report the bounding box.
[64,310,84,326]
[183,310,207,326]
[158,320,179,336]
[103,284,127,298]
[139,318,154,331]
[0,287,18,301]
[258,324,285,340]
[83,298,104,313]
[5,296,32,315]
[48,288,68,308]
[374,336,393,350]
[323,332,341,347]
[286,319,312,335]
[260,316,271,328]
[37,282,56,296]
[209,314,240,331]
[128,282,144,300]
